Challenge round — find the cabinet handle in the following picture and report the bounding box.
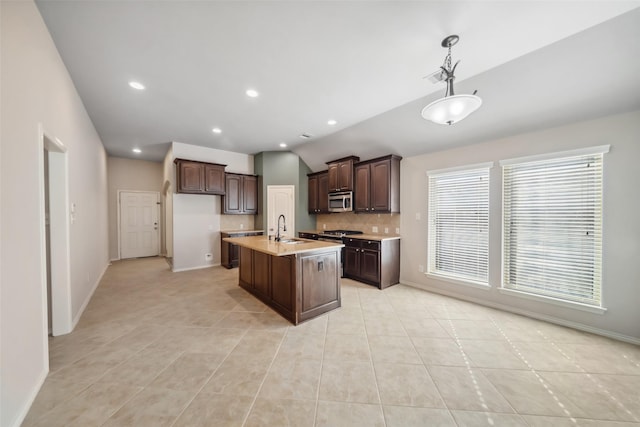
[371,208,375,211]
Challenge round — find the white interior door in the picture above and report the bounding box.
[267,185,295,239]
[120,191,160,259]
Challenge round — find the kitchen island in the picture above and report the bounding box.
[222,235,344,325]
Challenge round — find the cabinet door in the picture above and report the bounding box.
[253,251,270,299]
[343,246,360,278]
[205,164,225,194]
[360,249,381,284]
[271,255,294,312]
[242,175,258,214]
[239,247,253,286]
[327,163,339,192]
[308,175,319,213]
[317,172,329,213]
[370,159,390,212]
[354,164,370,212]
[337,160,353,191]
[178,161,204,193]
[224,174,242,213]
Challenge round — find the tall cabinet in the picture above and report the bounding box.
[307,171,329,214]
[354,155,401,213]
[223,173,258,214]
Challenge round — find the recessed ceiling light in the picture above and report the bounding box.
[279,143,287,148]
[212,127,222,134]
[327,119,337,126]
[128,81,145,90]
[246,89,259,98]
[132,148,141,153]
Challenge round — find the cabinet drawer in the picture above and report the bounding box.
[361,240,381,251]
[344,238,362,248]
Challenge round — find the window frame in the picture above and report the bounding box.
[499,145,609,311]
[426,162,493,287]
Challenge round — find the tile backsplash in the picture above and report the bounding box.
[220,215,256,231]
[315,212,400,235]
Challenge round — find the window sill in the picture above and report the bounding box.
[498,288,607,315]
[426,272,490,290]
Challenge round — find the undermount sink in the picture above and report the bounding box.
[278,239,306,245]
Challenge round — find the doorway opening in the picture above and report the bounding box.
[118,190,160,259]
[40,127,72,337]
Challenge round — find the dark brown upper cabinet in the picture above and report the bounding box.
[174,158,226,195]
[326,156,359,192]
[223,173,258,214]
[307,171,329,214]
[354,155,401,213]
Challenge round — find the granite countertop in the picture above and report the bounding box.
[297,230,401,242]
[223,235,343,256]
[347,234,401,241]
[220,229,264,235]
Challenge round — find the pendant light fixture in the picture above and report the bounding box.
[421,35,482,125]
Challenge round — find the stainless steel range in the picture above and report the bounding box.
[317,229,363,242]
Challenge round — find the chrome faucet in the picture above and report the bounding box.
[275,214,287,242]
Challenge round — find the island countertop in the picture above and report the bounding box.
[223,235,343,256]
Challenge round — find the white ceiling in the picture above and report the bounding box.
[36,1,640,170]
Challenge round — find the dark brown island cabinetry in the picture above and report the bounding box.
[174,158,226,195]
[327,156,360,192]
[237,245,342,325]
[220,231,264,269]
[343,237,400,289]
[223,173,258,214]
[354,155,401,213]
[307,171,329,214]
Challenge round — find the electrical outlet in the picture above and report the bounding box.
[323,224,326,230]
[205,253,213,261]
[240,224,244,229]
[384,227,389,234]
[419,265,424,273]
[396,228,400,234]
[372,226,378,233]
[415,212,421,220]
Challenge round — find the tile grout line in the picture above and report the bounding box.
[488,317,579,424]
[238,326,289,427]
[364,287,388,427]
[166,327,251,427]
[312,314,330,427]
[444,307,505,426]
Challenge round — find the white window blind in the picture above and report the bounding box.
[428,166,490,284]
[502,152,604,306]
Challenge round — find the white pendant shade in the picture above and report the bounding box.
[421,94,482,125]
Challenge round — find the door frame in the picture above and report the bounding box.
[266,185,295,239]
[38,124,73,339]
[117,190,160,259]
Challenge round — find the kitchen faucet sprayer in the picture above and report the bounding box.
[275,214,287,242]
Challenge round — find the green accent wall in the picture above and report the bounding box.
[254,151,315,234]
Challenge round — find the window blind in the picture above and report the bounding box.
[428,167,490,284]
[502,153,604,306]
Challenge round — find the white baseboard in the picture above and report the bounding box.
[71,262,109,329]
[172,262,220,273]
[400,279,640,346]
[10,367,48,427]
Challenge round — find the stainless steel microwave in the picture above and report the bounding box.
[328,191,353,212]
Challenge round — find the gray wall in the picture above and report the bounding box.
[254,151,314,234]
[400,110,640,343]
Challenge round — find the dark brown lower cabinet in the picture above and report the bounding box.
[221,231,263,268]
[237,246,341,325]
[343,237,400,289]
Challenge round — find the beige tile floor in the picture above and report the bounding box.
[24,257,640,426]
